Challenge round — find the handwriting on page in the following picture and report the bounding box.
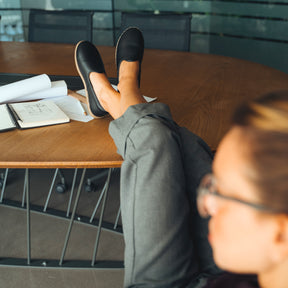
[25,103,53,116]
[13,101,61,123]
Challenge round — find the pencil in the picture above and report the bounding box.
[80,103,87,116]
[68,89,87,104]
[67,89,88,116]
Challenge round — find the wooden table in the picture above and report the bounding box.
[1,42,288,268]
[1,42,288,169]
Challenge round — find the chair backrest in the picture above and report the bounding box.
[28,9,93,44]
[120,12,191,51]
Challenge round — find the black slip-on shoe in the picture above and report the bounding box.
[115,27,144,87]
[75,40,108,118]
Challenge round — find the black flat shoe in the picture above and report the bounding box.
[75,40,108,118]
[115,27,144,87]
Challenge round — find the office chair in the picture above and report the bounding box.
[28,9,93,44]
[120,12,192,51]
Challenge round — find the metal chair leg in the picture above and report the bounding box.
[66,168,78,217]
[59,168,86,266]
[91,168,112,266]
[43,168,59,212]
[21,170,27,207]
[0,168,9,203]
[89,180,108,223]
[114,207,121,230]
[25,168,31,265]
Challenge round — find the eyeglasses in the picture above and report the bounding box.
[197,174,281,218]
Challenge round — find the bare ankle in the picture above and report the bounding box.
[118,78,140,94]
[119,60,139,83]
[89,72,120,114]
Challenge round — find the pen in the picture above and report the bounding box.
[8,104,23,122]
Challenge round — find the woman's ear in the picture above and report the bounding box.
[271,215,288,263]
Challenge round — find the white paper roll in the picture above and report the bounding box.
[0,74,51,104]
[13,80,67,102]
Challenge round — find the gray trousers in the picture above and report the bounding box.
[109,103,220,288]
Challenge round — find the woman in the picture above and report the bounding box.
[75,27,288,287]
[198,91,288,288]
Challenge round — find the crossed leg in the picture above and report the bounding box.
[87,58,221,287]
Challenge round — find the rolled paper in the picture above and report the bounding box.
[0,74,51,104]
[13,80,67,102]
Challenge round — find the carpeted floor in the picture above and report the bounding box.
[0,168,125,288]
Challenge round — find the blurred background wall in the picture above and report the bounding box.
[0,0,287,74]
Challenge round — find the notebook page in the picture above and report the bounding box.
[10,101,69,128]
[0,104,16,131]
[41,95,93,122]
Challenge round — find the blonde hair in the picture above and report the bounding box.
[235,93,288,133]
[232,91,288,213]
[247,103,288,132]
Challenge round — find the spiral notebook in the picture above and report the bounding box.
[0,100,70,132]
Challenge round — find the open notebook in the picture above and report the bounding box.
[0,100,70,132]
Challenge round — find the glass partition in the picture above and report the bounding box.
[0,0,287,73]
